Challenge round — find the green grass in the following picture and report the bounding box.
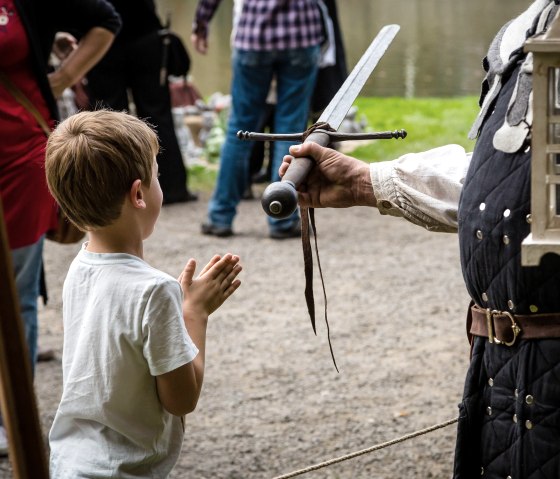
[349,96,479,162]
[187,96,480,191]
[188,164,219,192]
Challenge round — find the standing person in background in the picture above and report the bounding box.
[86,0,198,205]
[192,0,324,239]
[0,0,120,455]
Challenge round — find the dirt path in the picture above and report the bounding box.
[0,189,471,478]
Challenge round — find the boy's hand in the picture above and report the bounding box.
[178,254,242,319]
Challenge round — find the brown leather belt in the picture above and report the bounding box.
[470,304,560,346]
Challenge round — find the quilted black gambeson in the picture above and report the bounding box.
[453,56,560,479]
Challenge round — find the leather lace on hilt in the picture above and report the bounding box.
[301,121,336,142]
[300,122,339,372]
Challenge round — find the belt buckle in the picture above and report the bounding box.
[485,309,521,346]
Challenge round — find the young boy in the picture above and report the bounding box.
[44,110,242,478]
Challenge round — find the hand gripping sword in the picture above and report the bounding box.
[238,24,404,219]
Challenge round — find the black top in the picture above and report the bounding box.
[15,0,121,120]
[105,0,163,43]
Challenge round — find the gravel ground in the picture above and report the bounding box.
[0,187,471,478]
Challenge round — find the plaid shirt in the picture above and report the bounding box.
[193,0,324,51]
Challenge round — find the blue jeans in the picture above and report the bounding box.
[208,46,320,233]
[11,236,44,375]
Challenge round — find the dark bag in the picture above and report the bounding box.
[159,13,191,85]
[159,31,191,84]
[165,32,191,77]
[0,73,85,245]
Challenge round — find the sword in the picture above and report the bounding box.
[239,24,402,218]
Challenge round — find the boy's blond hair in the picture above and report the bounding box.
[45,110,159,230]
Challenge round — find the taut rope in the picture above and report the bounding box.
[271,417,459,479]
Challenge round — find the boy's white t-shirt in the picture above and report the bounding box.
[49,246,199,479]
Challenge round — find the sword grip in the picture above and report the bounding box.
[261,131,330,218]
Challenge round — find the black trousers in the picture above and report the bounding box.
[87,33,189,202]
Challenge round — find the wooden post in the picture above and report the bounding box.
[0,197,49,477]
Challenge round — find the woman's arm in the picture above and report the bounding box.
[48,26,115,98]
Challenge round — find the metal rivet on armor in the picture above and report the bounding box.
[487,406,492,416]
[507,476,512,479]
[476,230,483,240]
[503,209,511,218]
[526,214,532,224]
[526,395,534,405]
[515,389,519,398]
[530,304,539,313]
[525,420,533,430]
[513,414,518,423]
[479,203,486,211]
[503,235,510,245]
[381,200,392,209]
[488,378,494,387]
[507,300,515,310]
[482,292,489,302]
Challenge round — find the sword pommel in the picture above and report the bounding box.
[261,181,298,219]
[260,130,330,218]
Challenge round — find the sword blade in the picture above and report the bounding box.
[317,24,400,129]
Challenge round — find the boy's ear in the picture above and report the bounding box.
[129,179,146,209]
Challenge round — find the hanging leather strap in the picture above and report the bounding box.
[301,206,339,372]
[0,72,51,137]
[301,206,316,333]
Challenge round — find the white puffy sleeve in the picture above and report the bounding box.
[370,144,472,233]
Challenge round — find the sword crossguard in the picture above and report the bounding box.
[237,129,407,143]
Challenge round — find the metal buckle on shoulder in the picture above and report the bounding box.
[485,309,521,346]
